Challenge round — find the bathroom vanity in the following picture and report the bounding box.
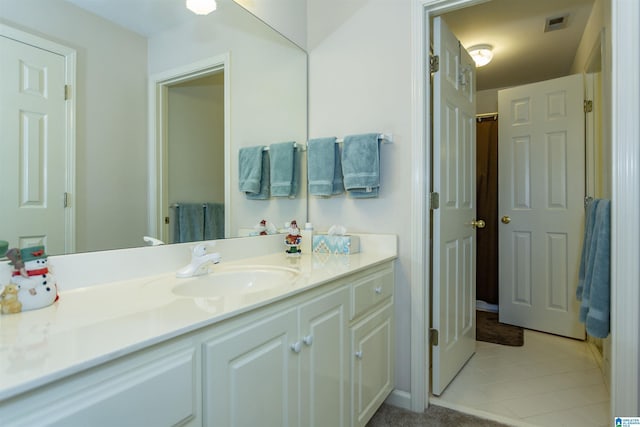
[0,235,396,427]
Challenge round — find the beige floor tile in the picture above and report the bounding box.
[436,329,610,426]
[523,401,611,427]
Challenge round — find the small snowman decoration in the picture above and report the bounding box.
[284,220,302,256]
[5,246,59,313]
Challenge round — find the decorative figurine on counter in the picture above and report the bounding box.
[250,219,278,236]
[1,284,22,314]
[258,219,269,236]
[2,245,59,314]
[284,220,302,256]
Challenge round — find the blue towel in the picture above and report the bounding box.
[577,199,611,338]
[269,141,296,197]
[308,137,343,196]
[204,203,225,240]
[342,133,380,198]
[173,203,204,243]
[246,150,270,200]
[291,147,301,197]
[577,199,600,298]
[239,146,265,194]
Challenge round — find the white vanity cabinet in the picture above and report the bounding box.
[202,262,394,427]
[0,260,395,427]
[349,264,395,427]
[202,286,350,427]
[1,338,199,427]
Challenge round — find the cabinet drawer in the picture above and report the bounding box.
[351,266,394,320]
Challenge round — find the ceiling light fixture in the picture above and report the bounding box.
[186,0,217,15]
[468,44,494,67]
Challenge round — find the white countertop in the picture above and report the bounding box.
[0,244,396,401]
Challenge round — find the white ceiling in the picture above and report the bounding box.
[443,0,596,91]
[63,0,204,37]
[64,0,596,91]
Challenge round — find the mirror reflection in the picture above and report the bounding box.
[0,0,307,256]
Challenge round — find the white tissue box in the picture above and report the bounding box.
[312,235,360,255]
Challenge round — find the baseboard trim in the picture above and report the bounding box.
[384,389,412,410]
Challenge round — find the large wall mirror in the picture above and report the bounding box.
[0,0,308,256]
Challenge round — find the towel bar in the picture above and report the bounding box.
[331,133,394,144]
[170,203,208,208]
[262,143,306,152]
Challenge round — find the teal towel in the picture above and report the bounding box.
[577,199,611,338]
[291,147,301,197]
[269,141,296,197]
[239,146,265,194]
[577,200,599,298]
[174,203,204,243]
[308,137,344,196]
[342,133,380,198]
[246,150,270,200]
[332,146,344,195]
[204,203,225,240]
[350,187,379,198]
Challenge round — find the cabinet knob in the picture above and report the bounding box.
[302,335,313,346]
[355,351,363,360]
[374,286,383,295]
[290,341,302,353]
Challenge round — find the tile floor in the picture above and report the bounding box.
[430,330,610,427]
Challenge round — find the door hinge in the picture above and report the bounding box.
[430,55,440,73]
[63,192,70,208]
[64,85,71,100]
[584,99,593,113]
[429,328,439,346]
[164,216,170,225]
[429,192,440,210]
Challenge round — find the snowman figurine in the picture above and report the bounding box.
[6,246,59,313]
[284,220,302,256]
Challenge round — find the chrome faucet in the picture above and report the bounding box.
[176,243,221,278]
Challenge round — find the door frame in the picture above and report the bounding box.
[148,54,231,242]
[0,24,77,254]
[409,0,640,416]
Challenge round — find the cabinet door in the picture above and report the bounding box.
[203,308,299,427]
[299,287,350,427]
[351,302,394,427]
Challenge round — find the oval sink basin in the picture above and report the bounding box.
[172,265,300,298]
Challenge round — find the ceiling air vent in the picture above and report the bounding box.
[544,14,569,32]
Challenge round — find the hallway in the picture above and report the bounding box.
[431,330,610,426]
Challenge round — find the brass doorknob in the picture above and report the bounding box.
[501,216,511,224]
[471,219,486,229]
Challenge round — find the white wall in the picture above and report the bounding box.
[307,0,413,393]
[476,88,499,114]
[168,74,225,205]
[0,0,148,253]
[570,0,613,388]
[571,0,612,200]
[234,0,307,49]
[148,1,307,235]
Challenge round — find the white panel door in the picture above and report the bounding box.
[431,17,477,396]
[0,36,67,253]
[498,74,586,339]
